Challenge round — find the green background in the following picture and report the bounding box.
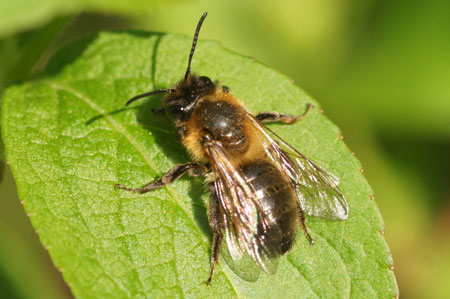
[1,0,449,298]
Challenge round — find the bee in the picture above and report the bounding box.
[116,12,348,284]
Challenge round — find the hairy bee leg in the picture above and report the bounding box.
[115,162,207,194]
[299,209,315,245]
[206,184,225,285]
[256,103,312,124]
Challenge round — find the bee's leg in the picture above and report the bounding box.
[299,209,315,245]
[256,103,312,124]
[115,162,207,193]
[206,183,225,285]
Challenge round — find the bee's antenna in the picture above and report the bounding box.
[125,88,175,106]
[184,12,208,81]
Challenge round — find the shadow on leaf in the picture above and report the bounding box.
[134,94,212,238]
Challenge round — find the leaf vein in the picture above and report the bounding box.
[45,80,241,295]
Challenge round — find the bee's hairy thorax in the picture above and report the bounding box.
[180,90,265,163]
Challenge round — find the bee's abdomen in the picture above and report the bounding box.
[241,161,299,256]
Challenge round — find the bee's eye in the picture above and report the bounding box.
[198,76,212,86]
[167,105,183,116]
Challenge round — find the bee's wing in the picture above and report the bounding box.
[206,140,279,274]
[248,115,348,221]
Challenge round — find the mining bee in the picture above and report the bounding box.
[116,12,348,284]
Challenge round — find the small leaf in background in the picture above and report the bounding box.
[0,130,4,182]
[1,32,398,298]
[0,0,178,38]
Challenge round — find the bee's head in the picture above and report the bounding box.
[164,12,213,122]
[123,13,211,123]
[164,75,215,122]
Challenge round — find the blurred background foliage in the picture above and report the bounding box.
[0,0,449,298]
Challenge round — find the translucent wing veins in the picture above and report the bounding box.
[206,140,279,274]
[248,114,349,221]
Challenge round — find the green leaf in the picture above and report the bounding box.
[0,16,72,89]
[1,31,398,298]
[0,16,71,181]
[0,0,176,38]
